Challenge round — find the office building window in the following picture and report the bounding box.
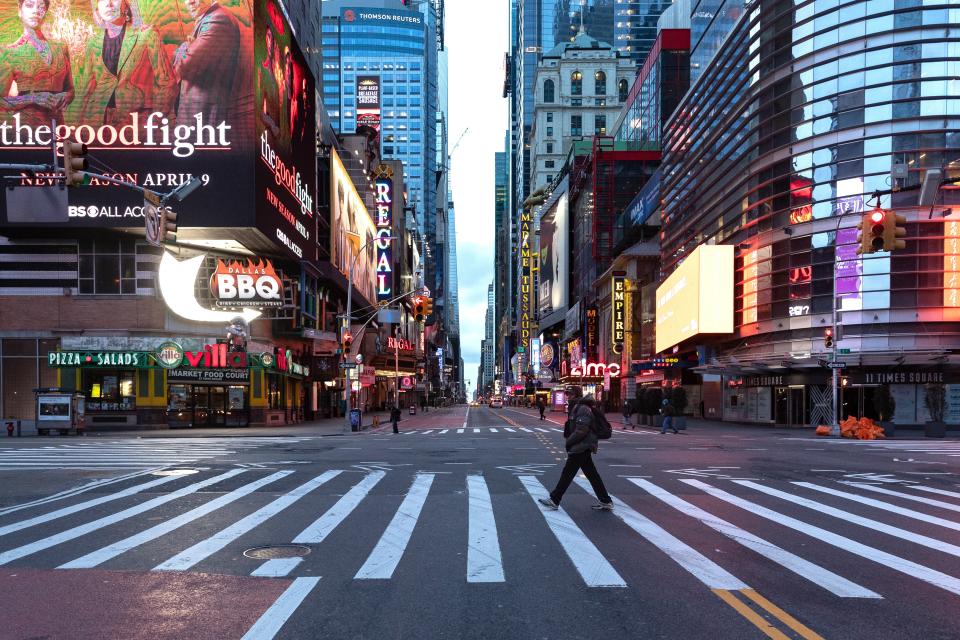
[546,126,553,137]
[595,115,606,135]
[543,78,555,103]
[546,142,554,153]
[594,70,606,95]
[546,112,553,123]
[571,70,582,95]
[619,78,629,102]
[571,115,582,136]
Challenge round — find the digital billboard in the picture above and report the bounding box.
[538,192,567,316]
[356,75,380,134]
[254,0,316,261]
[0,0,256,227]
[655,245,734,353]
[331,148,376,304]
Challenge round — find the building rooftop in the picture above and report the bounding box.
[543,28,615,58]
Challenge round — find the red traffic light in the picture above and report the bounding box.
[870,210,884,224]
[824,328,833,337]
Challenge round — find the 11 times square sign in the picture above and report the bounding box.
[0,0,317,263]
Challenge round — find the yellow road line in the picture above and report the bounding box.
[712,590,791,640]
[741,589,825,640]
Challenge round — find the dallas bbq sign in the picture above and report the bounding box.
[209,258,284,308]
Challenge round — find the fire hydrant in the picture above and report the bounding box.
[5,422,13,437]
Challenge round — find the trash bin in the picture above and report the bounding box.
[349,409,362,432]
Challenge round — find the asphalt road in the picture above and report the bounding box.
[2,405,960,639]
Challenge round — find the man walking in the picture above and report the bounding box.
[622,400,632,430]
[390,405,401,434]
[660,398,679,434]
[538,392,613,511]
[536,397,546,420]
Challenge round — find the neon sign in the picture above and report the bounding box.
[375,170,394,301]
[560,360,621,378]
[612,272,626,353]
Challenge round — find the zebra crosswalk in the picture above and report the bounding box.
[3,466,960,610]
[371,426,654,437]
[0,437,314,470]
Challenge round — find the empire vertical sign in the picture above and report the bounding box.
[612,272,626,353]
[375,168,394,301]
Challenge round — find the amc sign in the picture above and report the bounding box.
[562,361,621,378]
[209,258,284,309]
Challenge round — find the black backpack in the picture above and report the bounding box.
[589,406,613,440]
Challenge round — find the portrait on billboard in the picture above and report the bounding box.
[331,148,376,305]
[538,192,567,316]
[0,0,256,227]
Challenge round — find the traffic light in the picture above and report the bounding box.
[61,140,88,186]
[857,209,886,255]
[160,206,178,244]
[884,211,907,252]
[423,297,433,319]
[413,296,425,322]
[824,327,834,349]
[342,330,353,352]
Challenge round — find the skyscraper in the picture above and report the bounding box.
[320,0,439,273]
[614,0,672,63]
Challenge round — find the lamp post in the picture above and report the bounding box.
[344,234,397,431]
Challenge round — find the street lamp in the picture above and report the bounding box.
[344,233,397,431]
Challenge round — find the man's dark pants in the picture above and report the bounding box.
[550,451,612,505]
[392,419,399,434]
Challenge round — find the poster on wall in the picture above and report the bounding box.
[331,148,377,304]
[254,0,317,261]
[538,192,568,316]
[0,0,256,227]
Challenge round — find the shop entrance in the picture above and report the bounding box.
[168,384,248,428]
[839,385,880,422]
[774,386,807,426]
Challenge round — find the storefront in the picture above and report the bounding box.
[46,340,309,430]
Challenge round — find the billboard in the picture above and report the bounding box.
[356,75,380,133]
[655,245,734,353]
[331,148,376,304]
[0,0,255,227]
[538,193,568,315]
[254,0,317,261]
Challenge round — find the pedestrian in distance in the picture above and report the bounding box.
[390,405,401,434]
[536,396,546,420]
[538,392,614,511]
[660,398,678,434]
[622,400,632,430]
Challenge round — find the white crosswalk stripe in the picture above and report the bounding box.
[0,437,313,470]
[11,467,960,612]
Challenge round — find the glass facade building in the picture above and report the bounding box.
[614,0,674,63]
[320,3,439,240]
[660,0,960,426]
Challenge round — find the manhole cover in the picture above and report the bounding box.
[243,544,311,560]
[151,468,199,476]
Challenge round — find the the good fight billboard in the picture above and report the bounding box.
[254,0,316,260]
[0,0,316,261]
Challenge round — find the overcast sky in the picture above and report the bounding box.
[448,2,509,398]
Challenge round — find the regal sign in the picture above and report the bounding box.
[375,172,394,301]
[388,336,413,352]
[612,272,626,353]
[209,258,284,308]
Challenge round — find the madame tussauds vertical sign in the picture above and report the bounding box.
[518,207,536,357]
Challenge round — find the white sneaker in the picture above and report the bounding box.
[591,502,614,511]
[538,497,559,510]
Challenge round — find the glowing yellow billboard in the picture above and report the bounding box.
[655,245,734,353]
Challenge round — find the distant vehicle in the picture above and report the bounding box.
[489,397,503,408]
[469,400,480,407]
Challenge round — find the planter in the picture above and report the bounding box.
[880,421,895,438]
[674,416,687,430]
[925,421,946,438]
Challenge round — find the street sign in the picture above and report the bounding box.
[827,362,846,369]
[838,348,851,354]
[818,359,830,367]
[339,362,358,369]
